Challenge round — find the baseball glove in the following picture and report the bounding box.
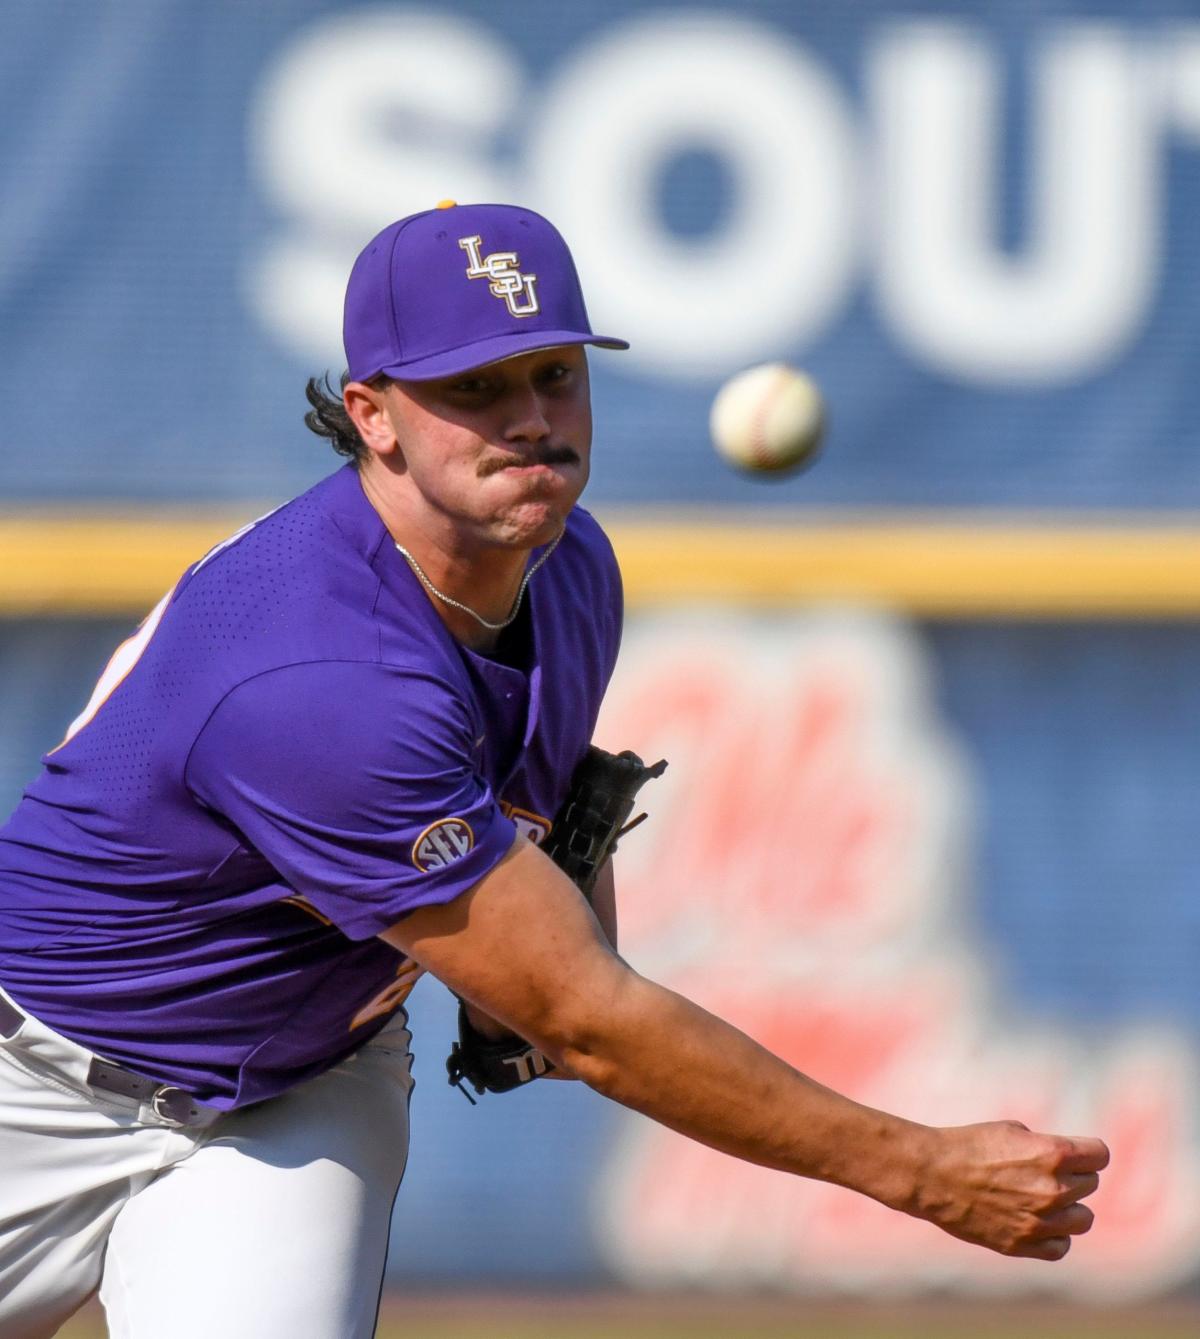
[446,745,668,1102]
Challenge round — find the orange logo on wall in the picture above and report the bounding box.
[593,611,1200,1300]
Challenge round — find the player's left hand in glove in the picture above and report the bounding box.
[446,1005,555,1104]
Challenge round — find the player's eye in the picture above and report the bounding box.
[536,363,572,390]
[447,376,495,400]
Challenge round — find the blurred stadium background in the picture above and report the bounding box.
[4,0,1200,1332]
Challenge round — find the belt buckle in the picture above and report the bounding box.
[150,1085,193,1127]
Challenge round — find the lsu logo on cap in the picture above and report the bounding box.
[459,235,539,318]
[412,817,475,872]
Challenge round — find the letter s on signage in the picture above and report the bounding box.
[245,9,520,364]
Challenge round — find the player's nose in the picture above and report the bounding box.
[502,381,553,443]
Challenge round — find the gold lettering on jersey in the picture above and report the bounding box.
[350,959,425,1031]
[459,235,539,317]
[412,817,475,871]
[500,802,551,846]
[279,894,334,928]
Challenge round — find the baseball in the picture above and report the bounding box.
[709,362,826,475]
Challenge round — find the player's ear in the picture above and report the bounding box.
[343,379,400,459]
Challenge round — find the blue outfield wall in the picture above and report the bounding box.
[1,0,1199,505]
[2,0,1200,1297]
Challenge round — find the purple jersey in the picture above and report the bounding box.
[0,464,622,1108]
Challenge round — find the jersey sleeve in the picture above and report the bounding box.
[184,661,516,939]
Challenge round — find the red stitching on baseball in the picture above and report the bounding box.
[748,367,789,471]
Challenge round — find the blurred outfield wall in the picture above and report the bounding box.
[2,0,1200,1301]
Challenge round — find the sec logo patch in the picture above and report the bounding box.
[412,817,475,872]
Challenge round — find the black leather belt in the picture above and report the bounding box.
[0,991,210,1127]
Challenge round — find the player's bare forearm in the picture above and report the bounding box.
[586,858,618,952]
[559,963,921,1193]
[386,853,912,1194]
[382,837,1107,1260]
[458,858,617,1048]
[539,968,1104,1258]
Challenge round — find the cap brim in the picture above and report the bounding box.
[371,330,629,382]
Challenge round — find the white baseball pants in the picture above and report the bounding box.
[0,998,413,1339]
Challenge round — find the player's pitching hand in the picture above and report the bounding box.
[910,1120,1109,1259]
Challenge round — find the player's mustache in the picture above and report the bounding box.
[478,445,580,476]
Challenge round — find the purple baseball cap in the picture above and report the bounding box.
[343,201,629,382]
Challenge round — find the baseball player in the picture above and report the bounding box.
[0,202,1107,1338]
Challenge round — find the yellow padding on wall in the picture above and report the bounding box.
[607,513,1200,618]
[3,510,1200,618]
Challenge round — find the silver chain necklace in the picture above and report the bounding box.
[395,531,563,632]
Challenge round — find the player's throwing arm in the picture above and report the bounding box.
[384,836,1107,1262]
